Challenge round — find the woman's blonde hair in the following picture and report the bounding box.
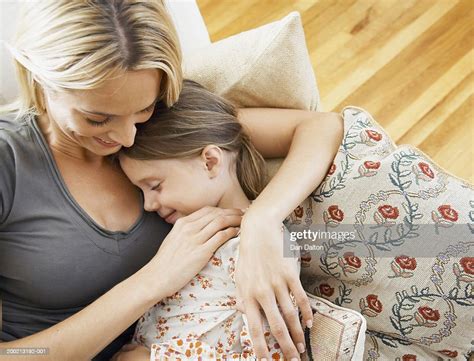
[120,80,267,200]
[1,0,182,118]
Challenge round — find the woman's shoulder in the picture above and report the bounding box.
[0,113,30,133]
[0,114,35,149]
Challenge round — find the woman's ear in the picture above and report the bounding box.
[200,145,223,178]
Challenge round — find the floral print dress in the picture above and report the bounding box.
[133,235,298,360]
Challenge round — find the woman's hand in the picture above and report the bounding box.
[235,211,312,361]
[110,343,150,361]
[150,206,243,299]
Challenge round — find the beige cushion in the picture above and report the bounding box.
[289,106,474,360]
[303,293,367,361]
[183,11,320,111]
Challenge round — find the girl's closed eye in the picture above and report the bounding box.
[141,104,156,113]
[151,182,161,191]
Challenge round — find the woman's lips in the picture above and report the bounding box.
[93,136,120,148]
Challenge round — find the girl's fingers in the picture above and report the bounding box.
[202,227,240,254]
[259,293,300,360]
[197,214,242,243]
[173,205,215,224]
[184,207,243,231]
[275,288,306,355]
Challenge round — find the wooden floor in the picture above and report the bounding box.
[196,0,473,184]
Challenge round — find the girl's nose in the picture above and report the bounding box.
[144,194,160,212]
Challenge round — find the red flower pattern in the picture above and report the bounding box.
[294,206,304,218]
[438,350,458,358]
[460,257,474,275]
[343,252,361,269]
[402,355,417,361]
[328,205,344,222]
[437,205,459,222]
[418,162,434,179]
[363,161,381,170]
[366,294,383,314]
[365,129,382,141]
[378,205,399,219]
[395,255,417,271]
[418,306,440,322]
[319,284,335,297]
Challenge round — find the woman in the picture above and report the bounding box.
[0,1,343,360]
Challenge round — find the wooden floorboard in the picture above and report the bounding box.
[196,0,473,183]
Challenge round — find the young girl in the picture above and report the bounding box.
[119,80,300,360]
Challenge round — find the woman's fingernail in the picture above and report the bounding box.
[306,319,313,328]
[291,358,299,361]
[261,358,267,361]
[297,343,305,353]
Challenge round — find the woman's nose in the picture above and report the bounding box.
[111,117,137,148]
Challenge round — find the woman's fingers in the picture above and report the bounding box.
[259,293,300,360]
[244,299,270,360]
[289,278,313,330]
[275,288,306,355]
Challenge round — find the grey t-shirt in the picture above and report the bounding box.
[0,115,171,360]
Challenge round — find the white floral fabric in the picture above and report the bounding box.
[133,235,297,360]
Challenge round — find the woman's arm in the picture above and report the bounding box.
[238,108,343,219]
[236,108,343,360]
[0,207,242,361]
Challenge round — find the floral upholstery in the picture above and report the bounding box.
[285,106,474,360]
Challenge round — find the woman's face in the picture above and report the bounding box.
[42,69,162,156]
[119,156,222,224]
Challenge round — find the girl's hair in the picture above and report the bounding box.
[1,0,182,118]
[120,80,267,200]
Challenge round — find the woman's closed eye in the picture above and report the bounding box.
[85,104,155,127]
[86,117,112,127]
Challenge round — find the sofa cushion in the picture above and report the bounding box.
[286,106,474,360]
[184,12,320,111]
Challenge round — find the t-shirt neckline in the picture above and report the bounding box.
[27,114,146,237]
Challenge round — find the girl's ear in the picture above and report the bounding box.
[200,145,223,178]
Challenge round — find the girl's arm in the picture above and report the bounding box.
[236,108,344,361]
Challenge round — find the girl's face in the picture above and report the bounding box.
[119,156,223,224]
[41,69,161,157]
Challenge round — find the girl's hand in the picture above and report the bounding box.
[235,211,312,361]
[110,343,150,361]
[150,206,243,299]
